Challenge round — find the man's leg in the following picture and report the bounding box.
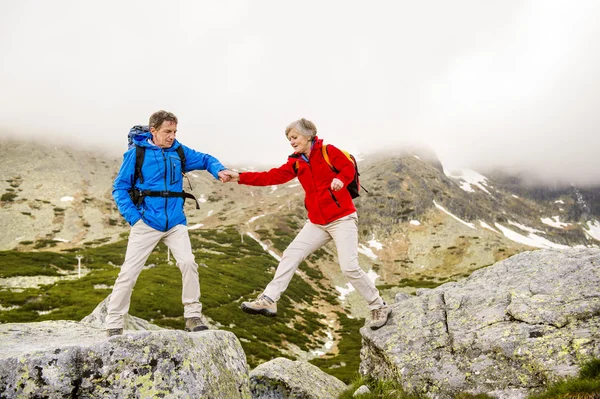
[106,220,163,329]
[162,224,202,319]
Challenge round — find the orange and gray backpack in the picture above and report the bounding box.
[293,144,367,199]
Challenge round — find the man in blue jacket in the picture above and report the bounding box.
[106,110,230,336]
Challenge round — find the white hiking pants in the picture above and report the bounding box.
[105,220,202,329]
[263,212,384,310]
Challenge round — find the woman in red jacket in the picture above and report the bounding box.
[224,118,391,329]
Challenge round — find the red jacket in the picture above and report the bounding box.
[239,137,356,225]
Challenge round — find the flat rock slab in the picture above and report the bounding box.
[0,320,251,399]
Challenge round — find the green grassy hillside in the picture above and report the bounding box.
[0,224,365,381]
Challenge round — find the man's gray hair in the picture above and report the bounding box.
[149,110,178,130]
[285,118,317,140]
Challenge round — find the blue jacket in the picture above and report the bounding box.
[113,132,226,231]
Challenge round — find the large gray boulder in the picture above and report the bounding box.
[250,357,347,399]
[360,248,600,398]
[0,321,251,398]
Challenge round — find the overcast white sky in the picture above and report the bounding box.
[1,0,599,184]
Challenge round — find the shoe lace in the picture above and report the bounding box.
[256,294,272,306]
[371,307,386,319]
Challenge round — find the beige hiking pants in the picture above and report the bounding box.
[263,212,384,310]
[105,220,202,329]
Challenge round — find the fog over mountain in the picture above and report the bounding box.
[1,0,599,185]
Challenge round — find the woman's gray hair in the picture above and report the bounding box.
[285,118,317,140]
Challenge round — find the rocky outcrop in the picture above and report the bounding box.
[80,294,214,331]
[360,248,600,398]
[81,295,164,331]
[249,357,347,399]
[0,321,251,398]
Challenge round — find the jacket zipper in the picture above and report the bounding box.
[162,151,168,231]
[328,188,341,208]
[307,159,326,221]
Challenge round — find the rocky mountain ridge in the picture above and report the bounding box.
[2,138,599,307]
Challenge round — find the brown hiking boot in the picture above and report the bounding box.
[185,317,208,332]
[241,294,277,317]
[369,304,392,330]
[106,328,123,337]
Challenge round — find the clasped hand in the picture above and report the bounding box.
[219,170,240,183]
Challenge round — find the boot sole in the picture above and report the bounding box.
[241,303,277,317]
[186,326,209,332]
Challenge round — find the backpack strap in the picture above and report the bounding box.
[134,145,146,184]
[175,146,186,173]
[321,144,339,173]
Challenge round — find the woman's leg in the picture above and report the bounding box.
[263,221,331,301]
[326,213,384,310]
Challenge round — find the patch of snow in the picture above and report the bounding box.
[335,269,379,301]
[445,169,491,195]
[358,244,378,260]
[512,194,519,198]
[459,181,475,192]
[433,200,476,229]
[207,210,213,216]
[336,283,354,300]
[479,220,500,234]
[37,309,57,316]
[413,155,420,159]
[555,200,565,204]
[53,237,70,243]
[248,214,265,223]
[60,196,74,202]
[366,269,380,285]
[246,232,282,261]
[541,216,569,229]
[267,250,282,262]
[368,235,383,250]
[198,194,207,203]
[495,223,569,249]
[508,220,544,234]
[188,224,204,230]
[311,330,335,357]
[584,220,600,241]
[409,220,421,226]
[94,284,113,290]
[0,305,20,311]
[270,185,278,193]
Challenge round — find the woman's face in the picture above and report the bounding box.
[287,128,311,155]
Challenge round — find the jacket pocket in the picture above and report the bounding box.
[170,156,182,185]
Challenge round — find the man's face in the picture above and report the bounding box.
[150,120,177,148]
